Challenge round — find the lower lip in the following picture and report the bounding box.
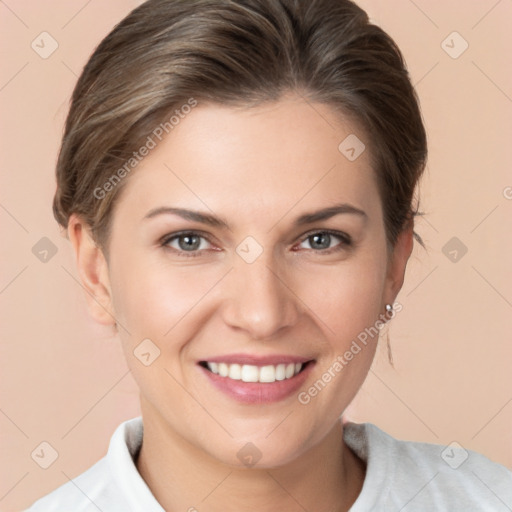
[199,363,314,404]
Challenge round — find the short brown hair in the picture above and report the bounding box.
[53,0,427,250]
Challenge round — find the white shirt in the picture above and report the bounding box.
[26,416,512,511]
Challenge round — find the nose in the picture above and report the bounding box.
[220,252,301,340]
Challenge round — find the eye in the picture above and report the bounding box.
[160,229,351,257]
[297,230,351,252]
[161,231,213,256]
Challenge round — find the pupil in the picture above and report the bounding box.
[179,234,200,251]
[311,233,330,249]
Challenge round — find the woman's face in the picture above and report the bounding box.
[87,94,410,467]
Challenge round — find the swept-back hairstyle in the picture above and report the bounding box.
[53,0,427,251]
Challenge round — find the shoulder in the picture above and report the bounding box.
[24,457,124,511]
[25,417,151,512]
[344,421,512,511]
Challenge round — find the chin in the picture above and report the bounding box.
[200,427,317,470]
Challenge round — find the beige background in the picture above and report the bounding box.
[1,1,511,510]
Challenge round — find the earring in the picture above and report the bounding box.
[385,303,393,315]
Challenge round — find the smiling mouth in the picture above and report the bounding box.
[199,361,313,384]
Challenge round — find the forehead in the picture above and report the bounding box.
[114,95,380,222]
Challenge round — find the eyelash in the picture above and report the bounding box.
[160,229,353,258]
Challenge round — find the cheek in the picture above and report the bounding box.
[297,253,387,346]
[109,255,223,342]
[108,257,226,402]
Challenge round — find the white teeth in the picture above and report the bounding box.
[259,365,276,383]
[218,363,229,377]
[228,363,241,380]
[275,364,286,381]
[205,362,304,383]
[241,365,259,382]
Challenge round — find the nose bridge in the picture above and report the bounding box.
[222,247,299,339]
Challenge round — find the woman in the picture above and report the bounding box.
[27,0,512,510]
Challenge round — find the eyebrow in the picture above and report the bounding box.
[142,203,367,229]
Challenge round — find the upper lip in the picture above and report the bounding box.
[199,354,314,366]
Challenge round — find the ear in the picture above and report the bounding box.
[67,214,116,326]
[383,221,414,306]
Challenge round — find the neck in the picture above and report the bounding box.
[135,400,365,512]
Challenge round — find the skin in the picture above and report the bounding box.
[68,93,413,512]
